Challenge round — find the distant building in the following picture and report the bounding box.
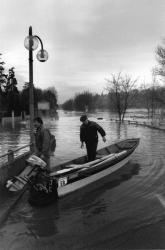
[37,101,50,116]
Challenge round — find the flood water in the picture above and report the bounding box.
[0,110,165,249]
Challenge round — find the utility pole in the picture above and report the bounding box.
[24,26,48,151]
[29,26,35,151]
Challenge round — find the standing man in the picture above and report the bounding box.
[80,115,106,162]
[33,117,51,171]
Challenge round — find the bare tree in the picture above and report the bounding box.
[0,54,7,113]
[140,83,157,119]
[154,42,165,78]
[105,72,137,122]
[0,54,6,92]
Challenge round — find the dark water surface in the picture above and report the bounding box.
[0,110,165,249]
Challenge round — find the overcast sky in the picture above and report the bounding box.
[1,0,165,103]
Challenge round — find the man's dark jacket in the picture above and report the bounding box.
[80,120,106,143]
[35,126,51,157]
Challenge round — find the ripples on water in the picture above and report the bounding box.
[0,110,165,249]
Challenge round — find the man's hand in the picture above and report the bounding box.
[102,136,106,143]
[81,142,84,149]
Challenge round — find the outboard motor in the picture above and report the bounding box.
[26,154,47,170]
[27,155,58,207]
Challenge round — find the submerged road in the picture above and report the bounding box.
[0,111,165,249]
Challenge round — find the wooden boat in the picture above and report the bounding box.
[6,138,140,204]
[51,137,139,197]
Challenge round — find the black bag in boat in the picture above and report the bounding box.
[28,171,58,206]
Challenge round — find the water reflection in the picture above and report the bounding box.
[116,122,121,139]
[27,204,59,238]
[59,161,140,212]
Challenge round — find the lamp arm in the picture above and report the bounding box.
[34,35,44,50]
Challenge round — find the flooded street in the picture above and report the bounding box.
[0,110,165,249]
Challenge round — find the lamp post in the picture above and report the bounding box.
[24,26,48,151]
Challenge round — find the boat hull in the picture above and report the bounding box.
[58,154,132,197]
[6,138,140,206]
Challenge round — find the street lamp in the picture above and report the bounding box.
[24,26,48,150]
